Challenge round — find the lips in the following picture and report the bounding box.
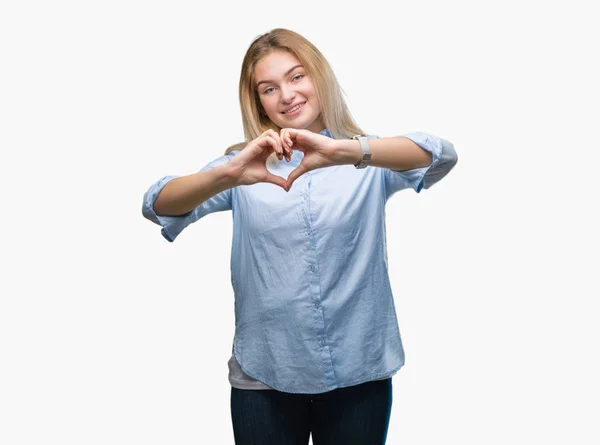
[281,101,306,114]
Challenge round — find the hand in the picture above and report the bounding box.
[280,128,338,191]
[227,130,293,190]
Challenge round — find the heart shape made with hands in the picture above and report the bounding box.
[270,127,339,192]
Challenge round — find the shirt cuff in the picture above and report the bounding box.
[141,175,192,242]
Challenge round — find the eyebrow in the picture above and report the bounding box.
[256,64,304,89]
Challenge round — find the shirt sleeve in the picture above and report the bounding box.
[380,132,458,200]
[141,151,238,242]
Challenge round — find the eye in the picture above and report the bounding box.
[261,74,303,94]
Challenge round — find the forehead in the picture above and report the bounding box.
[254,51,302,80]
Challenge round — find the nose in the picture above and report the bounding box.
[280,84,296,104]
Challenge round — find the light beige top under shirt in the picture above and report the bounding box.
[228,354,396,390]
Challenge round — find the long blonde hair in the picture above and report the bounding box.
[224,28,364,155]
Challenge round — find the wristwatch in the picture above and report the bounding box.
[351,135,372,169]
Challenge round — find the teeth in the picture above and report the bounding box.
[284,103,303,114]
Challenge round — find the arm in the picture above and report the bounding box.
[153,164,238,216]
[335,132,458,196]
[142,152,239,242]
[333,136,434,171]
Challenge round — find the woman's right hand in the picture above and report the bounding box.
[227,129,293,191]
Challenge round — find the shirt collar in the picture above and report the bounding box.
[319,128,332,138]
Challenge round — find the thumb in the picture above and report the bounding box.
[264,171,288,191]
[286,164,308,191]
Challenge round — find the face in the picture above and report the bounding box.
[254,50,325,133]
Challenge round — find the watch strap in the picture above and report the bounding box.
[351,135,372,169]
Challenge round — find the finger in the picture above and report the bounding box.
[285,127,302,142]
[279,128,288,148]
[266,129,284,158]
[285,128,308,153]
[260,132,278,157]
[264,134,282,160]
[280,128,292,161]
[280,127,291,150]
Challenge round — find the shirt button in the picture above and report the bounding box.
[309,265,316,272]
[319,340,326,347]
[314,301,320,309]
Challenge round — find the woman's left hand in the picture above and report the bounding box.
[280,128,339,191]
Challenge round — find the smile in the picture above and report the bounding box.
[282,102,306,115]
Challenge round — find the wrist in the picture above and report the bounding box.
[220,163,245,188]
[332,139,362,166]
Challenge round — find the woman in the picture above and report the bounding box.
[142,28,458,445]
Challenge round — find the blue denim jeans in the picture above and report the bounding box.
[230,377,393,445]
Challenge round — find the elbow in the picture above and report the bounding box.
[141,194,160,225]
[141,185,166,226]
[441,138,458,170]
[420,139,458,190]
[141,175,179,223]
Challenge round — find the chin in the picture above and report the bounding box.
[274,106,317,129]
[294,117,320,131]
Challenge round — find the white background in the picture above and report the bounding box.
[1,0,598,444]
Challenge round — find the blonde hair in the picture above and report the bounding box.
[224,28,364,155]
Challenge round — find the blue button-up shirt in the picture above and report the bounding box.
[142,129,458,394]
